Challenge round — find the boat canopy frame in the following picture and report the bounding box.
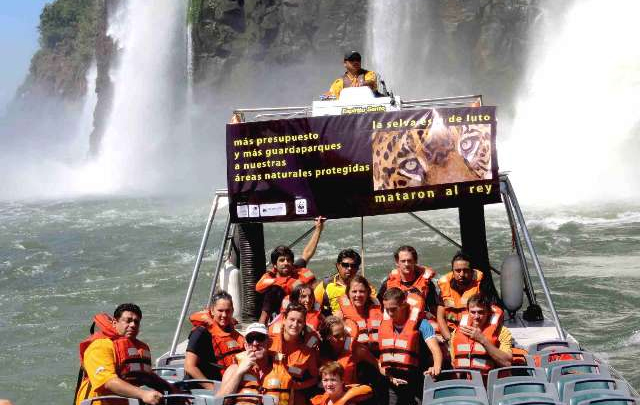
[168,94,566,356]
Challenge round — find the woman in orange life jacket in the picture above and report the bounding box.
[270,302,320,405]
[318,316,380,385]
[271,283,324,332]
[257,217,326,325]
[185,291,245,389]
[335,275,383,357]
[311,362,373,405]
[450,294,512,379]
[218,322,292,405]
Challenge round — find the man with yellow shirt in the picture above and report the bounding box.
[326,51,378,99]
[74,303,168,405]
[315,249,364,315]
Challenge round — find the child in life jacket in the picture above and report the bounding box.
[311,362,373,405]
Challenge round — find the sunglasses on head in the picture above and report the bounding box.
[246,333,267,344]
[340,262,358,269]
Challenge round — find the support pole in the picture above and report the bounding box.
[208,213,233,303]
[504,176,565,339]
[360,217,365,276]
[169,194,220,355]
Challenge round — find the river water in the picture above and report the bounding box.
[1,196,639,403]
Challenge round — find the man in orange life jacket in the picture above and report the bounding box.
[185,291,244,388]
[75,303,168,405]
[217,322,293,405]
[437,251,485,342]
[379,288,443,405]
[377,246,439,317]
[326,51,378,99]
[257,217,325,325]
[450,294,512,375]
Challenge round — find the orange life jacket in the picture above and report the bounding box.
[278,297,324,331]
[451,305,504,373]
[310,384,373,405]
[269,327,319,386]
[404,292,440,335]
[320,336,359,385]
[78,313,153,385]
[378,306,422,373]
[256,267,316,295]
[386,265,436,297]
[338,295,383,354]
[189,310,245,372]
[437,270,484,327]
[235,352,292,405]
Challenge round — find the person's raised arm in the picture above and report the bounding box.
[459,325,512,368]
[300,217,326,264]
[425,337,443,376]
[217,352,256,396]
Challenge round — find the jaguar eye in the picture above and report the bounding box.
[400,158,420,173]
[460,135,479,153]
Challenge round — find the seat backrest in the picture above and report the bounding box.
[423,370,488,405]
[527,340,580,354]
[156,353,186,367]
[153,366,185,382]
[575,397,637,405]
[211,394,276,405]
[422,396,487,405]
[488,367,549,403]
[549,362,611,383]
[539,350,595,369]
[492,380,560,405]
[80,396,140,405]
[562,378,628,402]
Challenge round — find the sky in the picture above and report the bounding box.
[0,0,50,112]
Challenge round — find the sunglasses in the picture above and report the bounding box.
[340,262,359,269]
[246,333,267,344]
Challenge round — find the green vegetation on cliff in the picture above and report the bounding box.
[20,0,99,99]
[188,0,203,25]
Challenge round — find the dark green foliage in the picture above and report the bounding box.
[188,0,203,25]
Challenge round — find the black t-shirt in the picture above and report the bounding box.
[186,326,222,381]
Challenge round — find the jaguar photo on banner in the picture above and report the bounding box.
[227,106,500,223]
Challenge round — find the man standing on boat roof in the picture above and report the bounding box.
[256,216,326,324]
[74,303,170,405]
[325,51,378,99]
[437,251,486,342]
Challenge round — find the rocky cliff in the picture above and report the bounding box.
[13,0,548,149]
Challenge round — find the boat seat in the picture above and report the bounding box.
[575,397,637,405]
[527,340,580,355]
[153,366,185,382]
[423,369,488,405]
[564,378,631,405]
[549,362,610,383]
[538,350,595,370]
[80,396,140,405]
[210,393,276,405]
[560,377,628,402]
[487,366,549,403]
[491,381,559,405]
[156,353,186,367]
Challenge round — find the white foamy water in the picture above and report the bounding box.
[502,0,640,204]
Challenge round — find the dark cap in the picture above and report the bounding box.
[344,51,362,61]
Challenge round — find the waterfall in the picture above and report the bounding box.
[366,0,432,99]
[502,0,640,204]
[83,0,188,194]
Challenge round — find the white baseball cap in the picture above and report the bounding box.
[245,322,268,336]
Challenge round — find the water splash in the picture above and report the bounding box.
[502,0,640,204]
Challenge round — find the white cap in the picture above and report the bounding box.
[245,322,268,336]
